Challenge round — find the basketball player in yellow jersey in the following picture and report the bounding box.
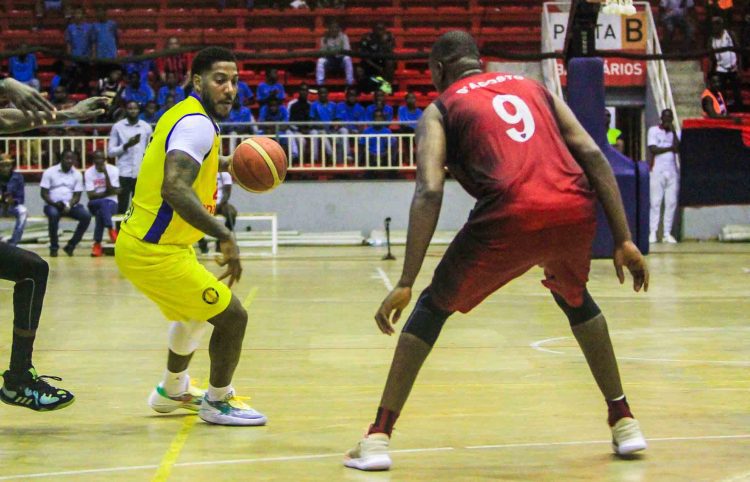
[115,47,266,426]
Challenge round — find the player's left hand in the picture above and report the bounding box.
[68,96,111,121]
[1,77,56,122]
[613,240,649,293]
[375,286,412,335]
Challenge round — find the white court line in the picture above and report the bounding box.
[1,435,748,480]
[720,469,750,482]
[376,267,394,291]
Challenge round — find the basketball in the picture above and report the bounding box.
[230,136,287,193]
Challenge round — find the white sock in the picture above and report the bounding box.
[207,384,232,402]
[162,369,189,396]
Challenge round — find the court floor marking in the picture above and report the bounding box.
[376,267,394,291]
[1,434,749,480]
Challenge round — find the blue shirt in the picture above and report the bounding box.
[237,81,254,105]
[125,60,155,86]
[365,104,394,122]
[157,86,185,106]
[335,102,366,131]
[310,101,336,124]
[360,126,393,154]
[65,22,93,57]
[91,20,118,59]
[0,172,24,206]
[139,111,160,124]
[397,105,423,130]
[9,54,37,83]
[259,105,289,123]
[228,106,253,123]
[123,84,154,105]
[256,81,286,103]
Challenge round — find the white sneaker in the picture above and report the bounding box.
[663,234,678,244]
[648,232,657,243]
[148,382,204,413]
[344,432,392,471]
[611,417,647,455]
[198,390,267,426]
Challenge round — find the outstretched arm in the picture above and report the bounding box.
[0,95,109,134]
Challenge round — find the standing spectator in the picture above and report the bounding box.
[236,79,254,106]
[122,71,155,106]
[397,92,423,133]
[256,68,286,106]
[710,17,743,110]
[108,100,153,213]
[316,20,354,86]
[139,100,160,124]
[157,71,186,107]
[359,23,395,83]
[156,37,191,85]
[702,73,729,117]
[91,7,118,64]
[365,89,394,122]
[8,47,40,91]
[64,8,93,93]
[605,109,624,152]
[40,150,91,257]
[647,109,680,244]
[125,46,156,87]
[286,83,312,161]
[359,109,394,167]
[0,157,27,246]
[197,172,237,254]
[85,150,119,257]
[659,0,694,52]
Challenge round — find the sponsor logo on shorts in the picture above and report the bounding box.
[202,287,219,305]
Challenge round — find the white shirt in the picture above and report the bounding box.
[216,172,232,205]
[40,164,84,204]
[712,30,737,73]
[108,118,153,178]
[165,114,217,165]
[85,164,120,203]
[647,125,679,170]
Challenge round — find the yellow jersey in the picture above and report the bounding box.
[121,94,221,246]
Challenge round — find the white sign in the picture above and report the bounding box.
[549,12,647,51]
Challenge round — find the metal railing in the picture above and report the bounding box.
[541,2,564,98]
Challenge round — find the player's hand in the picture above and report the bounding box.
[613,240,649,293]
[374,286,412,335]
[1,78,56,123]
[67,96,110,121]
[216,233,242,288]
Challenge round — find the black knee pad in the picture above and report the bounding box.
[401,290,452,347]
[552,290,601,326]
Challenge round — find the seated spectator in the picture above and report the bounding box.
[64,8,93,93]
[125,46,156,87]
[157,37,191,85]
[286,83,312,161]
[157,71,186,107]
[257,68,286,106]
[51,84,75,111]
[359,23,395,83]
[365,89,394,122]
[397,92,423,133]
[225,96,258,151]
[8,46,40,91]
[123,71,155,106]
[710,16,742,110]
[0,156,27,246]
[156,94,177,119]
[336,87,366,133]
[310,86,345,163]
[659,0,694,52]
[139,100,159,124]
[316,20,354,86]
[97,67,124,99]
[40,149,91,257]
[84,150,119,257]
[198,172,237,254]
[259,97,289,136]
[359,109,394,167]
[702,73,730,117]
[236,79,254,106]
[91,6,118,66]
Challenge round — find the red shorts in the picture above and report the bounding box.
[428,221,596,313]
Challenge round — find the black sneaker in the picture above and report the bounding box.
[49,249,58,257]
[0,368,75,411]
[63,245,75,257]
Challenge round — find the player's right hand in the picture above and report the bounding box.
[216,234,242,288]
[613,240,649,293]
[2,77,56,123]
[375,286,412,335]
[69,96,111,121]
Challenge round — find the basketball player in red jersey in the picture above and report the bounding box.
[344,31,649,471]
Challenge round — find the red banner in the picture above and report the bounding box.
[557,57,647,87]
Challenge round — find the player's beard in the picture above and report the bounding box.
[204,95,233,121]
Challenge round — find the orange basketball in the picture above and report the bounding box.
[230,137,287,193]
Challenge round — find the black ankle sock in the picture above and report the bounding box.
[9,333,34,375]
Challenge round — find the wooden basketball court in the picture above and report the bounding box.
[0,242,747,481]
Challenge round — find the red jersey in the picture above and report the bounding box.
[434,72,595,236]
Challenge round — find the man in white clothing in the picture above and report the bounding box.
[108,100,152,213]
[316,20,354,86]
[647,109,680,244]
[85,150,120,257]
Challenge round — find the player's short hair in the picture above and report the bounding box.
[430,30,480,65]
[190,47,237,77]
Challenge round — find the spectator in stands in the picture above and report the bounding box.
[84,150,119,257]
[702,73,730,117]
[359,23,395,83]
[708,0,734,32]
[359,109,394,167]
[108,100,153,213]
[122,71,155,106]
[226,96,258,152]
[236,79,254,106]
[157,37,191,85]
[97,67,124,99]
[64,8,93,93]
[286,83,312,161]
[198,172,237,254]
[125,46,156,87]
[710,17,743,110]
[156,94,177,119]
[257,68,286,106]
[659,0,694,52]
[290,0,310,9]
[51,85,74,111]
[605,109,624,152]
[397,92,423,133]
[336,87,366,132]
[34,0,65,30]
[40,149,91,257]
[0,157,27,247]
[316,20,354,86]
[91,7,118,62]
[366,89,393,122]
[157,71,186,107]
[310,86,343,162]
[259,97,289,137]
[647,109,680,244]
[139,100,160,124]
[8,46,40,91]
